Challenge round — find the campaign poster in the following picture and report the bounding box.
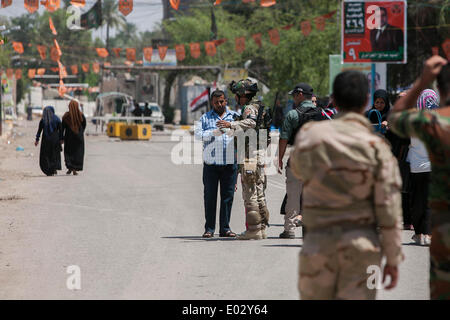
[342,0,407,63]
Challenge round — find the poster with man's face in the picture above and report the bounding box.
[342,0,406,63]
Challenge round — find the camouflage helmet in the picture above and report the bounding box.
[229,78,258,97]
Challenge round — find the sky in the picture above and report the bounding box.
[0,0,164,40]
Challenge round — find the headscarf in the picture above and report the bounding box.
[368,89,390,123]
[417,89,439,110]
[42,106,61,137]
[62,100,83,134]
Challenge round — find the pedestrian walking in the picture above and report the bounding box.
[408,89,439,246]
[291,70,404,299]
[389,55,450,300]
[277,83,316,239]
[34,106,62,176]
[217,79,271,240]
[62,100,86,176]
[194,90,238,238]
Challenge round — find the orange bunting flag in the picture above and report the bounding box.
[268,29,280,45]
[126,48,136,62]
[49,17,57,35]
[6,68,13,79]
[314,16,325,31]
[260,0,276,7]
[44,0,60,13]
[81,63,89,73]
[143,47,153,62]
[252,33,262,48]
[112,48,122,58]
[174,45,185,61]
[58,60,67,79]
[92,62,100,74]
[204,41,217,57]
[235,37,245,53]
[442,39,450,60]
[169,0,179,10]
[37,68,46,76]
[71,65,78,75]
[214,0,221,5]
[15,69,22,80]
[119,0,133,16]
[213,38,227,47]
[96,48,109,58]
[24,0,39,13]
[12,41,24,54]
[158,45,168,61]
[36,45,47,60]
[28,69,36,79]
[53,39,62,57]
[1,0,12,8]
[70,0,85,7]
[190,42,201,59]
[58,79,67,97]
[301,20,312,37]
[50,45,60,62]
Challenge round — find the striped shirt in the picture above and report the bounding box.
[194,108,238,165]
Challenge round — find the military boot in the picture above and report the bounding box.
[237,229,263,240]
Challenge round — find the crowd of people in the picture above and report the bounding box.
[35,100,86,176]
[195,55,449,300]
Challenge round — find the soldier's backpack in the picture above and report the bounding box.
[287,107,332,145]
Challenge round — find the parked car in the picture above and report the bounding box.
[138,102,165,131]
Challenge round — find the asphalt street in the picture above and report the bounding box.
[0,120,429,299]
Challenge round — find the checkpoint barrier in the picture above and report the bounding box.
[107,122,125,137]
[119,124,152,140]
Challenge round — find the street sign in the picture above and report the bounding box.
[342,0,407,63]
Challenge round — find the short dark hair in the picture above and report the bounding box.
[211,89,225,100]
[333,70,369,111]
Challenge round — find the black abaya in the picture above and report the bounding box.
[36,119,62,176]
[62,115,86,171]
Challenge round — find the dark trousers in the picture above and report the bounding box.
[410,172,431,235]
[203,164,238,234]
[399,161,412,225]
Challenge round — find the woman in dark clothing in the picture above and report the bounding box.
[35,106,62,176]
[365,89,391,132]
[62,100,86,176]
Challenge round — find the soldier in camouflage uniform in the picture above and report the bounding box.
[389,55,450,300]
[217,79,270,240]
[290,70,404,299]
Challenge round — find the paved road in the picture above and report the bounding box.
[0,120,429,299]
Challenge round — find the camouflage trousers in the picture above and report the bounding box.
[299,226,381,300]
[240,160,269,231]
[430,220,450,300]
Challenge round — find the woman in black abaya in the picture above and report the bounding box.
[62,100,86,176]
[35,106,62,176]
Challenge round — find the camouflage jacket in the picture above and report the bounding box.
[290,112,404,266]
[389,107,450,216]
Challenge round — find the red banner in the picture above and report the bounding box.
[1,0,12,8]
[190,43,201,59]
[252,33,262,48]
[28,69,36,79]
[268,29,280,45]
[81,63,89,73]
[314,16,325,31]
[24,0,39,13]
[235,37,245,53]
[260,0,276,7]
[143,47,153,62]
[170,0,180,10]
[342,1,406,63]
[71,65,78,75]
[175,45,185,61]
[301,20,312,37]
[158,45,168,61]
[37,68,46,76]
[112,48,122,58]
[119,0,133,16]
[15,69,22,80]
[12,41,24,54]
[204,41,217,57]
[36,45,47,60]
[92,62,100,73]
[96,48,109,58]
[126,48,136,61]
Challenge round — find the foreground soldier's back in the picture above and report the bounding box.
[290,70,404,300]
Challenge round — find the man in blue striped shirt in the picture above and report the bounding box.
[194,90,239,238]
